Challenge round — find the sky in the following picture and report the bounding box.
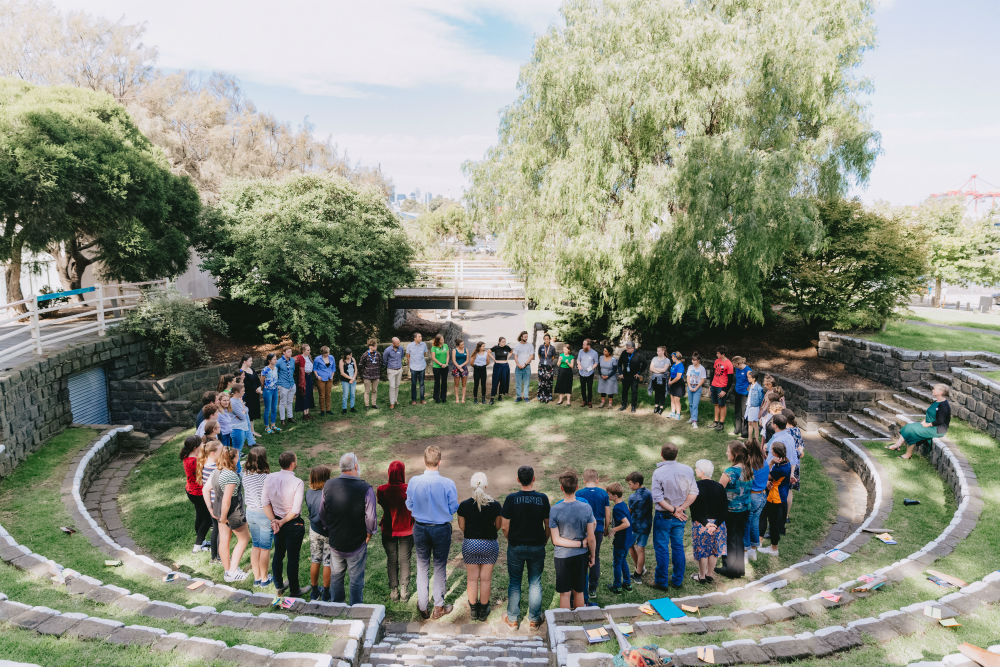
[45,0,1000,206]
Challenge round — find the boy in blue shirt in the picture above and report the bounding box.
[625,471,652,580]
[732,356,751,437]
[575,469,610,603]
[605,482,633,593]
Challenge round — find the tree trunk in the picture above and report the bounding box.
[51,237,94,302]
[4,237,27,315]
[934,276,943,308]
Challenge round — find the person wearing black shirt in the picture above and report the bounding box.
[237,355,262,426]
[617,342,644,412]
[690,459,727,583]
[489,337,513,404]
[501,466,551,630]
[457,473,502,621]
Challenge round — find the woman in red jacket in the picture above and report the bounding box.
[180,435,211,553]
[377,460,414,601]
[294,344,315,421]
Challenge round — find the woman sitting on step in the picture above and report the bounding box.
[888,383,951,460]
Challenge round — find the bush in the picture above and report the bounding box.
[122,288,228,375]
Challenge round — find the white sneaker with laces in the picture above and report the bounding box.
[747,548,757,561]
[759,546,779,556]
[224,569,249,583]
[192,544,202,554]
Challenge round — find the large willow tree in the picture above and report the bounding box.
[467,0,879,329]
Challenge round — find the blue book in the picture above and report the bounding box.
[649,597,686,621]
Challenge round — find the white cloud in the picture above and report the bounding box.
[47,0,562,97]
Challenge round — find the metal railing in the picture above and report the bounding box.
[411,259,523,290]
[0,279,168,366]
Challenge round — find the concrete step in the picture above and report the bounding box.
[905,385,936,406]
[862,406,900,430]
[818,425,851,447]
[833,418,878,441]
[964,359,996,369]
[928,371,954,386]
[846,413,892,439]
[892,393,928,414]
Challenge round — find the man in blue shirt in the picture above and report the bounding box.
[405,445,458,619]
[275,347,297,427]
[575,469,611,603]
[732,356,751,437]
[405,333,428,405]
[383,337,405,410]
[576,339,600,408]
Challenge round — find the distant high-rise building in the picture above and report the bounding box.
[424,192,432,205]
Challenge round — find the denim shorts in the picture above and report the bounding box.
[632,532,649,548]
[247,510,273,549]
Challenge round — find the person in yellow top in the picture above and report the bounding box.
[430,334,450,404]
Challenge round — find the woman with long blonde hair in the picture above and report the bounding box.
[214,447,251,582]
[456,472,502,621]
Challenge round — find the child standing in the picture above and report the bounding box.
[229,384,251,466]
[667,352,686,420]
[625,472,652,580]
[686,353,707,428]
[745,370,765,445]
[576,469,610,604]
[306,465,332,601]
[759,443,791,557]
[731,356,751,437]
[605,483,634,593]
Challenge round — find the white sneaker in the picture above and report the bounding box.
[691,422,699,429]
[747,548,758,561]
[759,546,779,556]
[192,544,202,554]
[224,569,249,582]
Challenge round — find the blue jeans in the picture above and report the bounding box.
[745,492,766,548]
[506,544,545,623]
[413,523,451,611]
[514,366,531,399]
[687,388,703,422]
[330,545,368,605]
[262,387,278,426]
[341,381,356,409]
[583,531,603,605]
[653,513,686,587]
[410,369,426,401]
[612,543,633,588]
[230,429,247,473]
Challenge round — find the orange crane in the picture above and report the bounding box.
[929,174,1000,215]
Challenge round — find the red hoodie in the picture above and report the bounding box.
[377,460,414,538]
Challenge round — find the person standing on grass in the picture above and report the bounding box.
[765,414,799,524]
[536,333,558,404]
[576,469,611,605]
[305,464,332,601]
[758,443,791,557]
[359,338,382,410]
[471,342,490,405]
[215,447,251,583]
[501,465,550,631]
[625,471,652,580]
[275,347,297,427]
[198,440,222,562]
[650,443,698,591]
[618,341,643,413]
[430,334,450,404]
[237,356,261,430]
[513,331,535,402]
[597,345,618,409]
[783,409,805,520]
[262,451,305,598]
[576,338,599,408]
[744,440,767,563]
[321,452,377,605]
[690,459,727,583]
[215,393,237,449]
[313,346,337,416]
[710,346,734,431]
[744,371,765,445]
[731,356,751,437]
[196,391,217,427]
[605,482,634,594]
[377,460,414,602]
[406,445,459,620]
[451,339,470,403]
[339,349,357,414]
[384,337,405,410]
[554,343,575,406]
[667,352,685,420]
[406,333,429,405]
[715,441,752,579]
[294,344,314,421]
[260,354,280,434]
[181,436,211,554]
[229,384,250,463]
[243,446,273,590]
[649,346,670,415]
[458,472,503,621]
[489,337,513,404]
[686,352,707,428]
[196,405,218,438]
[549,470,596,610]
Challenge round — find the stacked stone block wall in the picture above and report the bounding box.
[769,372,893,430]
[950,368,1000,440]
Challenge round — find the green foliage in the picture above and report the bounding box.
[122,288,228,374]
[771,199,927,329]
[197,174,415,344]
[466,0,878,331]
[0,78,201,286]
[404,201,477,256]
[907,196,1000,291]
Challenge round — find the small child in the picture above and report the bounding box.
[605,482,633,593]
[229,384,251,460]
[196,405,219,438]
[196,440,222,562]
[625,471,652,579]
[305,465,332,602]
[782,409,804,519]
[576,469,610,604]
[759,443,791,556]
[745,370,764,445]
[761,396,783,442]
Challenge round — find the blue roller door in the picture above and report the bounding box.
[68,367,110,424]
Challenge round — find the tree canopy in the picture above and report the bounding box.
[0,78,200,306]
[197,175,415,343]
[467,0,879,331]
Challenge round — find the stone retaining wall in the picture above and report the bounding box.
[949,368,1000,440]
[0,334,149,478]
[109,362,238,434]
[769,372,893,430]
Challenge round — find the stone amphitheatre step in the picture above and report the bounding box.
[832,418,881,441]
[905,385,936,405]
[365,633,551,667]
[861,406,901,431]
[892,392,929,413]
[844,413,892,439]
[963,358,998,370]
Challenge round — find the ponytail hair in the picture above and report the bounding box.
[196,440,221,480]
[179,435,201,461]
[470,471,494,510]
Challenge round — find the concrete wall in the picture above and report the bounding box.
[769,371,893,431]
[0,334,149,478]
[950,368,1000,440]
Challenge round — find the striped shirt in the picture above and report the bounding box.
[201,462,217,504]
[243,472,268,512]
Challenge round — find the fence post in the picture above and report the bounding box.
[28,298,42,355]
[95,283,106,335]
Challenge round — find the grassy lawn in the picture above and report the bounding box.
[906,306,1000,332]
[121,383,836,622]
[0,628,236,667]
[979,370,1000,383]
[853,322,1000,354]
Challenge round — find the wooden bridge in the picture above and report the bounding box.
[392,258,526,310]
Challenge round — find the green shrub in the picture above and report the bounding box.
[122,288,228,375]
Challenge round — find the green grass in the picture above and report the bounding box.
[855,322,999,353]
[120,383,836,622]
[906,306,1000,332]
[0,628,236,667]
[979,370,1000,383]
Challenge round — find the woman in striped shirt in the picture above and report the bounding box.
[196,440,222,562]
[242,446,274,588]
